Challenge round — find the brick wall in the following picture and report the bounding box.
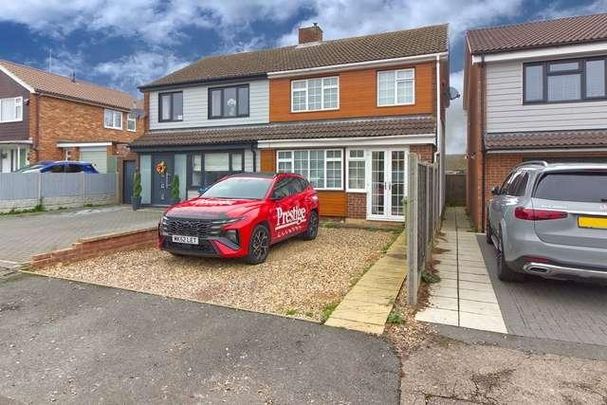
[33,96,143,162]
[347,192,366,219]
[30,227,157,269]
[410,144,435,163]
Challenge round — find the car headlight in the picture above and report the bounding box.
[159,215,170,236]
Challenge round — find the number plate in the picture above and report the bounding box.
[578,216,607,230]
[171,235,199,244]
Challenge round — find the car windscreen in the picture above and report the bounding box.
[534,171,607,203]
[202,177,273,200]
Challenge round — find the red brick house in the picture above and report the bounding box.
[133,24,449,222]
[464,13,607,231]
[0,59,143,173]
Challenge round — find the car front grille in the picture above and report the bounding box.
[162,217,222,238]
[164,239,217,255]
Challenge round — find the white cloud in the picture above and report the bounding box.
[446,70,465,154]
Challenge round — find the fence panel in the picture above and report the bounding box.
[85,173,117,196]
[0,173,38,200]
[41,173,82,197]
[407,153,442,305]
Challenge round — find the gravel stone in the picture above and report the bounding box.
[35,227,395,322]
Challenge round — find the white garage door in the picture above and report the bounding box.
[80,147,108,173]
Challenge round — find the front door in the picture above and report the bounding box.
[151,154,174,206]
[367,149,407,221]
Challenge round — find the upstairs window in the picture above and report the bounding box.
[291,77,339,112]
[127,112,137,132]
[524,57,607,103]
[377,69,415,106]
[0,97,23,123]
[158,91,183,122]
[208,85,249,119]
[103,109,122,130]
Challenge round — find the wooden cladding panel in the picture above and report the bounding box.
[260,149,276,172]
[317,191,347,217]
[270,62,435,122]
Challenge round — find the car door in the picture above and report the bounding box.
[268,177,306,242]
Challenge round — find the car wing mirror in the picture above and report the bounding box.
[198,186,209,196]
[491,186,501,195]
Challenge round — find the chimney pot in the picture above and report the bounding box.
[298,24,323,44]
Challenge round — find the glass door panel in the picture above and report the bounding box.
[371,151,385,216]
[391,151,406,216]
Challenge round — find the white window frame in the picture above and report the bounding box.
[104,109,123,130]
[346,149,367,192]
[0,96,23,123]
[376,68,415,107]
[291,76,340,113]
[127,112,137,132]
[276,149,344,190]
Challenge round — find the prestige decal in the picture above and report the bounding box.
[275,206,307,230]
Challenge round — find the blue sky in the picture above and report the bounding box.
[1,0,606,152]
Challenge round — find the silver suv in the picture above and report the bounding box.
[487,161,607,282]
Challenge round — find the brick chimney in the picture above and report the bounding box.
[298,23,323,44]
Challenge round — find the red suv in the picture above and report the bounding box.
[158,172,320,264]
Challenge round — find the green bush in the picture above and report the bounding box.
[132,171,142,198]
[170,175,180,202]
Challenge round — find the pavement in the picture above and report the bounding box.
[0,273,400,404]
[416,208,507,333]
[0,206,163,267]
[326,232,407,334]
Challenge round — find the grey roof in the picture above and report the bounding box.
[131,115,436,148]
[141,24,448,89]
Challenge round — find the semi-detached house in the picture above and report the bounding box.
[133,24,449,223]
[464,13,607,231]
[0,60,143,174]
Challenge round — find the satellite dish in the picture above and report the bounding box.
[449,87,461,101]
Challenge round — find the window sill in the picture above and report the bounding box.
[0,119,24,124]
[104,126,123,131]
[376,102,415,108]
[290,107,340,113]
[346,189,367,193]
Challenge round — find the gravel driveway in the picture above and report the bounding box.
[35,227,396,321]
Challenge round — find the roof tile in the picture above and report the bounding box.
[485,130,607,150]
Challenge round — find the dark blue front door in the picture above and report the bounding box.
[151,154,174,205]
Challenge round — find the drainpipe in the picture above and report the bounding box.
[480,55,487,231]
[433,54,444,213]
[251,143,257,172]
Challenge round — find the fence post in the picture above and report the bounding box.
[407,153,419,305]
[37,172,42,202]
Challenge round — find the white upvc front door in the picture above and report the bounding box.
[366,148,408,221]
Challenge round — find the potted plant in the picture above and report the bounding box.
[132,171,142,210]
[170,174,181,204]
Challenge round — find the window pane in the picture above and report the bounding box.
[161,94,171,120]
[308,79,322,110]
[548,73,581,101]
[323,86,338,109]
[292,81,306,90]
[104,109,112,127]
[113,111,121,128]
[15,98,22,120]
[309,150,324,188]
[549,62,579,72]
[172,92,183,120]
[535,172,607,203]
[350,150,364,159]
[348,160,365,189]
[323,77,337,87]
[378,71,395,105]
[326,160,341,188]
[277,151,292,160]
[292,90,306,111]
[231,153,243,171]
[223,88,237,117]
[1,98,15,121]
[294,150,308,177]
[586,60,605,98]
[524,65,544,102]
[191,155,202,186]
[210,89,222,117]
[238,87,249,116]
[205,153,230,171]
[277,161,292,173]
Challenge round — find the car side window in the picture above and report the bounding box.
[66,164,83,173]
[500,172,517,195]
[50,164,65,173]
[272,178,292,199]
[511,172,529,197]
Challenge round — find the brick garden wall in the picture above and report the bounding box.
[30,227,157,269]
[410,144,435,163]
[347,193,366,219]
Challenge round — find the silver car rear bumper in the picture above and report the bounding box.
[522,262,607,280]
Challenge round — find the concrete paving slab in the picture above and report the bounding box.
[416,308,459,326]
[459,311,508,333]
[459,300,503,317]
[459,288,498,303]
[427,296,458,311]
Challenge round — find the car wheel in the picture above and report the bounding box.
[485,217,493,245]
[301,210,319,241]
[246,225,270,265]
[496,237,524,282]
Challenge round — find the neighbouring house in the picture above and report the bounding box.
[464,13,607,231]
[133,23,449,222]
[0,59,144,176]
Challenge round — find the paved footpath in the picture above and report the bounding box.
[0,206,162,267]
[326,232,407,334]
[416,208,507,333]
[0,274,399,404]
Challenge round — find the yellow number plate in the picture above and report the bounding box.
[578,216,607,229]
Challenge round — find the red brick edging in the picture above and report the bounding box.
[30,227,158,269]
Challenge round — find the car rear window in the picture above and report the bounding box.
[534,171,607,203]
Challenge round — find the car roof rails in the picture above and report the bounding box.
[514,160,548,169]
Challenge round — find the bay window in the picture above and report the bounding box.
[524,57,607,103]
[291,77,339,112]
[347,150,366,191]
[189,152,244,188]
[377,69,415,106]
[103,109,122,130]
[277,149,343,190]
[0,97,23,123]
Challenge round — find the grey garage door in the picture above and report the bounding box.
[80,147,108,173]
